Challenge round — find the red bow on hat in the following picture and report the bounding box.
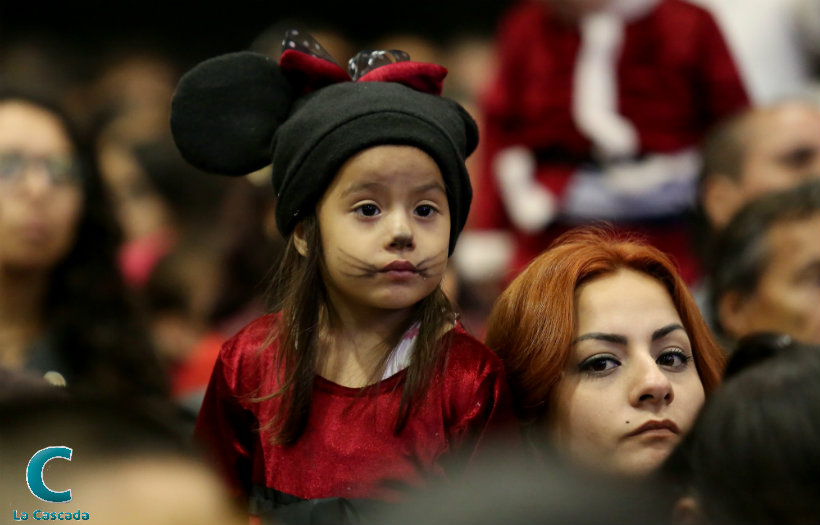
[278,29,447,96]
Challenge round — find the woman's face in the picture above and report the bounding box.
[549,268,705,476]
[0,101,84,271]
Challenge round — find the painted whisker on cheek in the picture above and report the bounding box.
[415,250,448,278]
[336,249,380,278]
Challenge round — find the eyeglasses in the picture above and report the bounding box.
[0,150,83,188]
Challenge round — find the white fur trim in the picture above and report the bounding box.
[573,12,639,159]
[451,230,514,282]
[493,146,558,233]
[382,323,419,379]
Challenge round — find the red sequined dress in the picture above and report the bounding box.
[195,312,517,517]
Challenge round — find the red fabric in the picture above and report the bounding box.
[171,331,226,398]
[470,0,750,282]
[117,228,176,289]
[280,49,448,96]
[279,49,351,95]
[195,313,518,505]
[359,62,448,95]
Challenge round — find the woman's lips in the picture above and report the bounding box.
[625,419,680,438]
[17,222,52,243]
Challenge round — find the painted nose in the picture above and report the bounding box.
[387,212,414,251]
[629,353,674,408]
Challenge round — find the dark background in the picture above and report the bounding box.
[0,1,513,71]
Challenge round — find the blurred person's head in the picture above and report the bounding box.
[699,100,820,231]
[81,45,179,133]
[710,180,820,346]
[370,33,442,66]
[0,394,243,524]
[661,334,820,525]
[0,95,84,271]
[485,226,725,477]
[368,447,673,524]
[440,34,495,103]
[130,133,230,236]
[95,109,174,243]
[0,86,167,397]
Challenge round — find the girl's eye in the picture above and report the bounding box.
[578,354,621,375]
[355,204,380,217]
[657,349,691,370]
[415,204,437,217]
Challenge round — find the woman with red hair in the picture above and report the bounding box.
[485,226,725,476]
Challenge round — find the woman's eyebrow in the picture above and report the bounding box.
[652,323,685,341]
[573,323,685,346]
[572,332,627,345]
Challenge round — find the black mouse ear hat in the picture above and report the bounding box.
[170,31,478,255]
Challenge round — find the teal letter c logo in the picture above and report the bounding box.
[26,446,72,503]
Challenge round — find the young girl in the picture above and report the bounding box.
[170,32,517,520]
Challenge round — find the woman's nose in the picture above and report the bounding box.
[629,353,674,408]
[19,164,54,199]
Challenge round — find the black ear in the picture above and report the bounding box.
[170,51,294,176]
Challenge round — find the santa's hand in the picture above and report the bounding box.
[494,146,557,233]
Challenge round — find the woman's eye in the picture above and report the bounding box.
[657,350,691,369]
[415,204,436,217]
[355,204,380,217]
[578,355,620,374]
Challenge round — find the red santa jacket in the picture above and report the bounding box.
[472,0,750,233]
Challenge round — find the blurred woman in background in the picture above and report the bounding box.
[0,86,167,398]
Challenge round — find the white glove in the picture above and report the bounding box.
[494,146,558,233]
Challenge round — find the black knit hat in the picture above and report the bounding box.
[170,37,478,255]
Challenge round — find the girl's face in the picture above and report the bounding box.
[549,268,705,476]
[0,101,84,271]
[311,145,450,316]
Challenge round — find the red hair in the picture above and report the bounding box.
[485,226,725,424]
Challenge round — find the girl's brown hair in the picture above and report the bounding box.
[485,225,725,426]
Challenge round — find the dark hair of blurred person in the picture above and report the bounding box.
[0,85,168,398]
[709,179,820,348]
[660,333,820,524]
[364,442,673,525]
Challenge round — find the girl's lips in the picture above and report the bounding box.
[381,260,418,272]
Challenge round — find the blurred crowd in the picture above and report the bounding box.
[1,0,819,523]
